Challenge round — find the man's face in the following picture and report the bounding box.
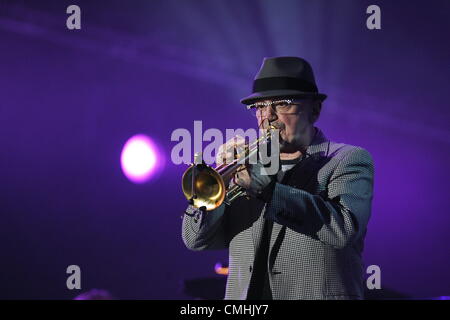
[253,98,319,152]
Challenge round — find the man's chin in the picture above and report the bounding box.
[279,139,300,153]
[279,141,290,152]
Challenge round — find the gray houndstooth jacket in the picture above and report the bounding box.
[182,128,374,300]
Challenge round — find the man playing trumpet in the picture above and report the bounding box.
[182,56,374,300]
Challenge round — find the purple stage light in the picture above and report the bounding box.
[120,134,163,184]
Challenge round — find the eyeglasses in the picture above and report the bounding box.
[246,99,306,118]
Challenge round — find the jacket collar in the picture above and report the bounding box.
[304,127,330,159]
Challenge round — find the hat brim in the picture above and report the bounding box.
[240,89,327,105]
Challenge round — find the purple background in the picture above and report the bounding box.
[1,0,449,299]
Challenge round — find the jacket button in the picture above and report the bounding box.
[249,266,253,272]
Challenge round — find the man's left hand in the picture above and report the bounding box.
[234,163,277,199]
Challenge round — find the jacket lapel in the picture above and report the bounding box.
[268,127,330,263]
[251,201,267,254]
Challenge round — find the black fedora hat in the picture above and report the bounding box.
[240,56,327,105]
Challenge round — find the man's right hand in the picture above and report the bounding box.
[216,135,247,187]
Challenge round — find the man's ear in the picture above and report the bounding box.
[311,101,322,123]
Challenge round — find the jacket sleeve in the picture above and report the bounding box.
[264,147,374,249]
[181,203,229,251]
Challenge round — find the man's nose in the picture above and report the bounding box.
[267,106,278,122]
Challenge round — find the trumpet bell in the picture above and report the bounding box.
[181,164,226,211]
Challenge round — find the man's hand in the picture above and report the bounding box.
[216,135,246,187]
[234,162,277,199]
[216,135,247,165]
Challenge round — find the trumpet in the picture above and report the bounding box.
[181,126,276,211]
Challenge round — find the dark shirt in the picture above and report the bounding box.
[246,158,301,300]
[246,218,273,300]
